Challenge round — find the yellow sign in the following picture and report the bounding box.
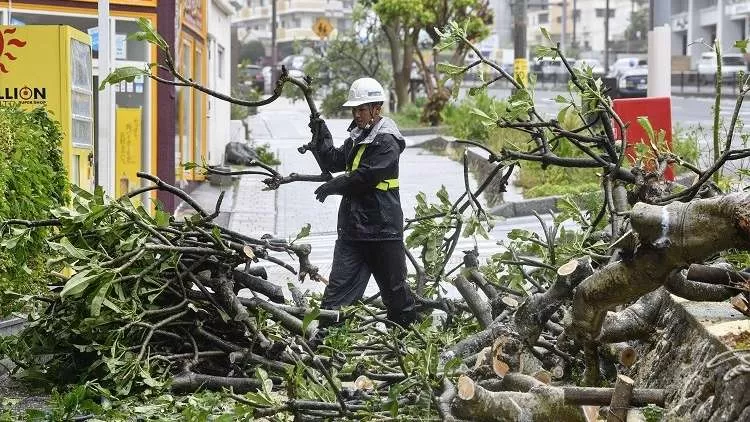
[312,18,334,39]
[115,107,143,197]
[0,25,94,191]
[513,58,529,86]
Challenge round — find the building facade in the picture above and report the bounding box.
[0,0,236,210]
[233,0,354,59]
[670,0,750,69]
[526,0,641,60]
[208,0,236,168]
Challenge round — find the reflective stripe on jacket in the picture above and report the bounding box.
[317,117,405,241]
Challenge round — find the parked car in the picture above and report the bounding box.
[238,64,264,92]
[537,58,574,81]
[279,55,306,78]
[574,58,605,78]
[607,57,641,79]
[610,66,648,98]
[697,52,748,83]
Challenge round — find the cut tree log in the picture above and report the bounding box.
[454,274,493,328]
[452,375,586,422]
[606,374,634,422]
[515,257,593,346]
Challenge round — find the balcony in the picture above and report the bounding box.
[698,6,718,26]
[726,2,750,17]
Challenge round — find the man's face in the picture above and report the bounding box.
[352,104,380,129]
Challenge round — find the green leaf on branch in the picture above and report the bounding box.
[292,223,311,244]
[99,66,151,90]
[540,27,552,43]
[49,237,90,260]
[90,278,112,317]
[154,210,171,228]
[735,39,749,54]
[437,63,466,76]
[61,269,99,300]
[637,116,656,144]
[302,304,320,333]
[129,17,169,51]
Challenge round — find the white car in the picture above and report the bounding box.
[697,52,747,83]
[607,57,641,79]
[279,55,306,78]
[537,58,574,81]
[575,58,605,78]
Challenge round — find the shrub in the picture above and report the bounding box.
[0,106,68,315]
[320,87,350,118]
[391,98,426,129]
[441,91,501,141]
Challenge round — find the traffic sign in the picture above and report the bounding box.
[312,18,333,39]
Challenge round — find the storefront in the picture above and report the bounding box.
[0,0,210,208]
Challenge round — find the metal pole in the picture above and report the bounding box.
[97,0,115,194]
[604,0,610,73]
[512,0,527,61]
[561,0,567,53]
[271,0,278,83]
[572,0,577,49]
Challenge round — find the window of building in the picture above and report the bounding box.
[292,17,301,28]
[595,8,615,18]
[217,44,225,79]
[539,13,548,24]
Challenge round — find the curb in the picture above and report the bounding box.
[400,126,447,137]
[490,196,560,218]
[0,317,26,336]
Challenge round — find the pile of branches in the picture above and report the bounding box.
[1,177,479,420]
[5,18,750,421]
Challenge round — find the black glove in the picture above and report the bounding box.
[314,175,349,202]
[309,117,332,145]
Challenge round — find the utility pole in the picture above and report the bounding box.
[512,0,528,86]
[512,0,527,61]
[604,0,610,73]
[271,0,278,83]
[561,0,567,52]
[572,0,577,50]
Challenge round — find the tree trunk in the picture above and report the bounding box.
[567,194,750,384]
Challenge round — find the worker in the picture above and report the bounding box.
[309,77,418,336]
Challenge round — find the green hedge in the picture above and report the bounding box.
[0,106,68,315]
[441,93,700,199]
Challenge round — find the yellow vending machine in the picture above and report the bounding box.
[0,25,94,191]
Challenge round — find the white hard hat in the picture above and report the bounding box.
[342,77,386,107]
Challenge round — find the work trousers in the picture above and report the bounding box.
[320,239,417,327]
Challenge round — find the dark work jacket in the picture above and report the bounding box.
[317,117,405,241]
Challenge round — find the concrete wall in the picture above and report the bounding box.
[208,0,235,166]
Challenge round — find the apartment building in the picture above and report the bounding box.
[234,0,355,58]
[670,0,749,68]
[526,0,640,58]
